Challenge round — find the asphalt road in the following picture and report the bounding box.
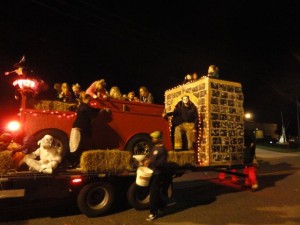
[1,148,299,225]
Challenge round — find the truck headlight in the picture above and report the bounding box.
[6,121,21,132]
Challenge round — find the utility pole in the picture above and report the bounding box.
[279,111,287,143]
[297,96,300,141]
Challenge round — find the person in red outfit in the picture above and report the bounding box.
[218,131,258,189]
[86,79,108,100]
[243,130,259,190]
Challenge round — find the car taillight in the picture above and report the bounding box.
[6,121,21,132]
[70,177,83,185]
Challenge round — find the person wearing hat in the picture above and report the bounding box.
[143,131,175,221]
[4,55,28,77]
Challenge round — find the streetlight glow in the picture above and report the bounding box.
[245,112,253,120]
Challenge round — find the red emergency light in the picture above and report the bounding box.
[70,177,83,185]
[12,79,37,90]
[6,121,21,132]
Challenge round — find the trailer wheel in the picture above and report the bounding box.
[127,182,150,210]
[127,181,173,210]
[77,182,115,217]
[126,134,153,155]
[32,129,69,159]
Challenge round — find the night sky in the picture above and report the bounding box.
[1,0,300,135]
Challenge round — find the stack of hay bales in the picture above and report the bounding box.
[168,150,195,167]
[0,133,13,151]
[80,149,197,172]
[80,150,132,172]
[0,134,24,174]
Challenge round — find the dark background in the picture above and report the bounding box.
[1,0,300,135]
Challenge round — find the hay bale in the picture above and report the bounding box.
[80,150,132,172]
[168,150,195,167]
[34,100,52,110]
[0,151,13,174]
[0,142,9,151]
[7,142,22,151]
[35,100,77,111]
[0,133,13,143]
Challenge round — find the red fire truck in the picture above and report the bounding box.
[5,82,172,160]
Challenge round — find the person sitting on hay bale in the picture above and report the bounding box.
[23,134,62,174]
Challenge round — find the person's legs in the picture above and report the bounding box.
[174,125,183,150]
[24,157,42,172]
[68,133,92,168]
[248,165,258,189]
[160,169,175,207]
[185,123,195,150]
[147,174,162,221]
[149,174,161,214]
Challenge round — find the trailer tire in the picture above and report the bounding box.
[32,129,69,160]
[126,134,153,155]
[77,182,115,217]
[127,182,150,210]
[127,181,173,210]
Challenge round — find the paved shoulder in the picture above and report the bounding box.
[256,147,300,158]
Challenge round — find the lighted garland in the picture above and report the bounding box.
[19,108,76,119]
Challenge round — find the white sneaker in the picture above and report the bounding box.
[146,214,158,221]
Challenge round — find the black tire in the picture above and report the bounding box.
[126,134,153,155]
[77,182,115,217]
[32,129,69,160]
[127,182,150,210]
[127,181,173,210]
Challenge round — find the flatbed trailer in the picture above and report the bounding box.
[0,162,248,217]
[0,167,138,217]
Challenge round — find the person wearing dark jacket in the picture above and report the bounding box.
[69,94,108,167]
[171,95,198,150]
[144,131,175,221]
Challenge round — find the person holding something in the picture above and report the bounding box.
[143,131,175,221]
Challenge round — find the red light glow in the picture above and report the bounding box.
[71,177,83,185]
[6,121,21,132]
